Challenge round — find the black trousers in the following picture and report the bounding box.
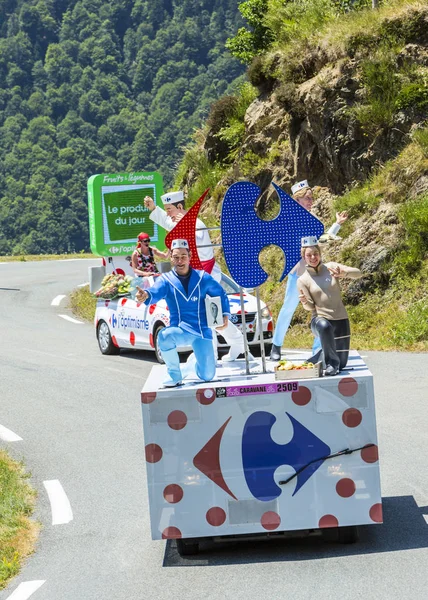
[309,317,351,371]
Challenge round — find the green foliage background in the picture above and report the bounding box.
[0,0,245,255]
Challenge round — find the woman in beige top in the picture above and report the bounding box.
[297,237,362,376]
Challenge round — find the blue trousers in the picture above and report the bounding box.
[158,327,216,382]
[273,272,321,353]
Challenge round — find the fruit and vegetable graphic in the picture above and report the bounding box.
[94,274,133,299]
[276,360,315,371]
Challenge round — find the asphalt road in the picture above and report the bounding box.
[0,259,427,600]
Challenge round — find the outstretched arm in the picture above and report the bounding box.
[152,246,169,260]
[327,211,348,236]
[136,276,168,304]
[326,262,362,279]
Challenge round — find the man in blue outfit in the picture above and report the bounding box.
[136,239,230,387]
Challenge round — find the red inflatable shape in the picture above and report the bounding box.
[165,189,210,270]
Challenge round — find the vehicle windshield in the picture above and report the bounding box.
[221,273,241,294]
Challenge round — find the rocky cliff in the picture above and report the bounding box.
[178,2,428,350]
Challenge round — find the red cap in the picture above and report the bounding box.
[137,232,150,241]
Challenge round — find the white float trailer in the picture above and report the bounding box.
[89,245,382,557]
[141,323,382,557]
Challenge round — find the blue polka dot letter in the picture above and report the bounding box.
[221,182,324,288]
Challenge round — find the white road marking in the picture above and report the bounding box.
[51,294,66,306]
[43,480,73,525]
[0,424,23,442]
[77,282,89,287]
[58,314,84,324]
[423,515,428,525]
[5,580,45,600]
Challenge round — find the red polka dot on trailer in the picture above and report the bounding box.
[361,444,379,463]
[121,298,127,306]
[149,304,157,315]
[167,410,187,430]
[291,386,312,406]
[141,391,157,404]
[336,478,356,498]
[196,388,216,405]
[162,526,182,539]
[206,507,226,527]
[342,407,362,428]
[145,443,163,463]
[129,331,135,346]
[318,514,339,528]
[116,268,125,276]
[104,300,110,307]
[369,503,383,523]
[163,484,184,504]
[261,511,281,531]
[338,377,359,397]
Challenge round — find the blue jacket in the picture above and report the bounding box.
[144,268,231,339]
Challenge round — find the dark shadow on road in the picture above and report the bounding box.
[162,496,428,567]
[0,287,20,291]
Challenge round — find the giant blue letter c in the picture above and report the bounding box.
[221,182,324,288]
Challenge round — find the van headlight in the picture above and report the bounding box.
[261,307,270,318]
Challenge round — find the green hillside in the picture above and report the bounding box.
[0,0,245,254]
[174,0,428,350]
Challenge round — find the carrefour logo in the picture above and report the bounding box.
[112,314,118,328]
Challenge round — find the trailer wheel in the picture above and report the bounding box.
[153,324,165,364]
[338,526,359,544]
[322,525,359,544]
[176,538,199,556]
[97,321,120,355]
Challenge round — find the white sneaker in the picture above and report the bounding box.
[222,351,255,363]
[162,377,183,388]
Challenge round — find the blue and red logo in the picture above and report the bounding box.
[193,412,330,502]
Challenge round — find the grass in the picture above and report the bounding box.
[69,285,97,322]
[0,253,94,262]
[0,451,39,590]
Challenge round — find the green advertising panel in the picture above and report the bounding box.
[88,171,165,256]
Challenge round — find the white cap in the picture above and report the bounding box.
[301,235,319,247]
[161,191,184,205]
[291,180,309,195]
[171,239,189,250]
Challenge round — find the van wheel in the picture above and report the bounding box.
[176,538,199,556]
[154,324,165,364]
[97,320,120,355]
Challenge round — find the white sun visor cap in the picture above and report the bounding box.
[171,239,189,250]
[301,236,319,247]
[291,180,310,195]
[161,191,184,204]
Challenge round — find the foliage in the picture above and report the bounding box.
[216,82,258,161]
[392,194,428,275]
[226,0,274,64]
[0,451,38,589]
[413,126,428,158]
[351,41,428,135]
[69,284,97,321]
[0,0,245,255]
